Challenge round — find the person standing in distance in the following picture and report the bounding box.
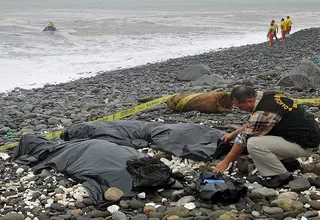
[281,18,287,40]
[286,16,292,35]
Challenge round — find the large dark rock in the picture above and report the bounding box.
[276,74,314,89]
[276,59,320,88]
[193,74,222,86]
[177,64,212,81]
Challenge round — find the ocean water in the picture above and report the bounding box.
[1,0,320,92]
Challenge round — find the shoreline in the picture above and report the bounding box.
[0,27,320,142]
[1,27,316,95]
[1,27,320,219]
[1,32,270,94]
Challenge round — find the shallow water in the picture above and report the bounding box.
[1,0,320,92]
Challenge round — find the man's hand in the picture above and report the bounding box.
[213,160,231,173]
[221,133,235,143]
[221,125,246,143]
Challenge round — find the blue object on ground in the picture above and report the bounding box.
[204,179,225,183]
[315,57,320,63]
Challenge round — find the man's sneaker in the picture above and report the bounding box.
[257,174,293,188]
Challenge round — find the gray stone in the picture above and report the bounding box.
[198,207,213,216]
[208,210,228,219]
[0,213,25,220]
[304,210,319,218]
[309,192,320,200]
[156,205,167,213]
[283,217,294,220]
[289,177,311,192]
[149,212,165,219]
[276,59,320,89]
[176,196,196,206]
[310,200,320,210]
[200,202,214,209]
[257,70,280,79]
[291,60,320,85]
[251,211,260,218]
[112,211,126,220]
[57,214,72,220]
[193,74,222,86]
[297,195,309,204]
[189,209,203,217]
[170,189,185,200]
[51,203,65,211]
[244,182,263,190]
[50,217,64,220]
[39,169,52,178]
[75,202,86,209]
[20,127,34,135]
[129,199,145,209]
[262,206,284,215]
[82,198,94,206]
[61,118,73,127]
[251,188,277,197]
[171,180,184,189]
[0,127,10,135]
[32,191,42,199]
[119,200,129,209]
[131,214,148,220]
[177,64,212,81]
[276,74,314,89]
[278,192,299,200]
[88,211,110,218]
[48,117,60,125]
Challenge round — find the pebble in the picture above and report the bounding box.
[251,188,277,198]
[104,187,124,201]
[289,177,311,192]
[251,210,260,217]
[111,211,126,220]
[278,192,299,200]
[107,205,120,213]
[176,196,196,206]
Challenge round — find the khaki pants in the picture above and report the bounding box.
[247,136,314,177]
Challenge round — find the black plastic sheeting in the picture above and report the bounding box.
[62,120,229,161]
[194,172,247,204]
[13,120,232,205]
[13,135,153,204]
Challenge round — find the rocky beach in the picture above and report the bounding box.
[1,27,320,220]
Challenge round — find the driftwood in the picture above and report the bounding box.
[166,92,232,113]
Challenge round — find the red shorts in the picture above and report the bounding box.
[287,26,292,32]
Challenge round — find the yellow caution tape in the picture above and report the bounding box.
[91,95,174,122]
[174,92,320,112]
[1,92,319,152]
[44,130,65,140]
[176,93,203,111]
[0,142,19,152]
[294,98,320,104]
[0,95,174,152]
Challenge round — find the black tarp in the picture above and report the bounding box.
[13,120,232,204]
[13,135,152,204]
[62,120,228,161]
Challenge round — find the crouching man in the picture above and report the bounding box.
[214,86,320,188]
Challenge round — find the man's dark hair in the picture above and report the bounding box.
[230,86,257,104]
